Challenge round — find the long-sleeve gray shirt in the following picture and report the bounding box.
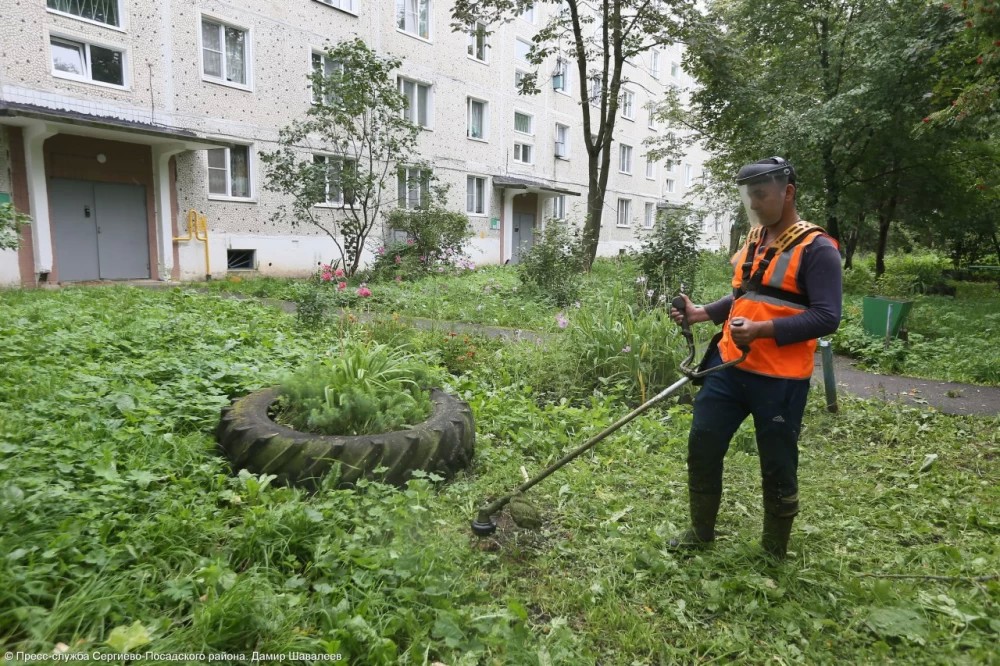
[703,235,843,346]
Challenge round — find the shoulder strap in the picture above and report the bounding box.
[736,222,825,298]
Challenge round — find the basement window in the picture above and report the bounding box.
[227,249,256,270]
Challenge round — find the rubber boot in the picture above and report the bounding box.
[668,491,721,549]
[761,513,795,560]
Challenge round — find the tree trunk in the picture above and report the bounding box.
[844,211,864,270]
[992,231,1000,264]
[821,144,841,241]
[874,195,898,279]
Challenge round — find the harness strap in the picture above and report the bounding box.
[736,222,823,303]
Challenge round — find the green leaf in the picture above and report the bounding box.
[105,620,151,652]
[865,607,928,645]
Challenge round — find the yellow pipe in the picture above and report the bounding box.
[173,209,211,279]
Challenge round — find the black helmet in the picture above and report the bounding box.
[735,156,796,186]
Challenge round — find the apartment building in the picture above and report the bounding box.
[0,0,726,286]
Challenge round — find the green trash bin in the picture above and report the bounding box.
[862,296,913,339]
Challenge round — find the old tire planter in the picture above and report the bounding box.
[216,387,475,489]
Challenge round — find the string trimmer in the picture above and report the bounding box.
[470,296,750,537]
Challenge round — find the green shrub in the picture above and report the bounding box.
[631,208,701,305]
[0,202,30,251]
[517,221,586,306]
[275,339,439,435]
[953,280,998,299]
[368,207,474,282]
[842,263,875,295]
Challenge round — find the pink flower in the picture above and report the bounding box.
[622,345,632,354]
[357,286,372,297]
[395,255,402,265]
[419,255,426,263]
[321,272,333,282]
[334,268,345,278]
[377,246,386,255]
[337,281,347,291]
[406,238,415,245]
[556,312,569,329]
[394,275,402,283]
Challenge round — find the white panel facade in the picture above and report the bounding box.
[0,0,728,282]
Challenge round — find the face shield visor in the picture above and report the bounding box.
[735,158,795,228]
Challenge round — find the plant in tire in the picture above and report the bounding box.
[275,339,439,436]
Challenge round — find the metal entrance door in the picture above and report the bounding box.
[50,179,150,281]
[511,212,536,264]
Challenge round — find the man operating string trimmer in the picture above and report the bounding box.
[669,157,843,560]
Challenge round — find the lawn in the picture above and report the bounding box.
[0,283,997,664]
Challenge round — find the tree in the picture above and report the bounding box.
[662,0,988,276]
[261,39,423,276]
[926,0,1000,132]
[450,0,695,270]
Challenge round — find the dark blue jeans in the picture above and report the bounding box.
[688,350,810,517]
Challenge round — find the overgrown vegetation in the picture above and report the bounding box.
[0,202,30,251]
[631,207,702,303]
[275,340,437,436]
[0,286,996,663]
[516,222,586,307]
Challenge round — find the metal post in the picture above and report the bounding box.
[820,338,838,413]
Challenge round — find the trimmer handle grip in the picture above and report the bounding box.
[671,296,692,336]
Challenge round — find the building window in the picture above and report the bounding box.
[513,142,533,164]
[684,163,694,186]
[553,57,569,92]
[315,0,357,12]
[514,111,533,135]
[644,202,655,229]
[648,106,657,130]
[47,0,120,27]
[468,98,487,140]
[619,144,633,174]
[398,167,431,209]
[515,69,528,89]
[651,49,660,79]
[617,198,632,227]
[589,74,602,104]
[311,52,342,105]
[397,0,430,39]
[207,145,252,199]
[555,123,569,159]
[621,90,635,120]
[468,22,488,61]
[645,158,655,180]
[227,249,256,270]
[671,61,680,78]
[515,38,532,61]
[201,18,248,87]
[398,77,431,128]
[665,159,675,172]
[466,176,486,215]
[521,4,536,23]
[664,178,675,194]
[314,155,357,206]
[50,37,125,87]
[552,195,566,220]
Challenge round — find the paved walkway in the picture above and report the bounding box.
[811,353,1000,416]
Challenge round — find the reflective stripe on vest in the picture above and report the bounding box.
[719,224,825,379]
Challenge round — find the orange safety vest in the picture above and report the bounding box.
[718,221,834,379]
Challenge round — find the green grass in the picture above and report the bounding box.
[0,286,997,664]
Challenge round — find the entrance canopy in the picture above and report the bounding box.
[492,174,581,197]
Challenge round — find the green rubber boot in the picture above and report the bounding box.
[668,491,721,549]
